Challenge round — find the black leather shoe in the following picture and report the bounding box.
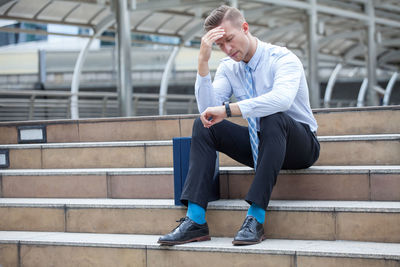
[232,216,266,245]
[158,217,211,245]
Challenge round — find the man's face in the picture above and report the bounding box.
[215,19,250,62]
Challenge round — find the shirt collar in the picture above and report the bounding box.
[241,38,262,71]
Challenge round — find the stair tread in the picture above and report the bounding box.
[1,165,399,175]
[0,231,399,259]
[318,134,400,141]
[1,198,399,212]
[0,133,399,149]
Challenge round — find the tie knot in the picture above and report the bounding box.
[245,65,251,72]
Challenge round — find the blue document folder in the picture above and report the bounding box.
[172,137,220,205]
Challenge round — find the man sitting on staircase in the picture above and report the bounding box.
[158,5,320,246]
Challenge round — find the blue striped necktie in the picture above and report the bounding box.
[244,65,259,170]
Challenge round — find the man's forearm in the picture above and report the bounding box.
[198,60,210,77]
[229,103,242,117]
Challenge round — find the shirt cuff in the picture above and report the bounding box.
[237,99,253,118]
[197,72,211,80]
[195,72,212,93]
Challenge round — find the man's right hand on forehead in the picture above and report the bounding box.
[198,26,225,76]
[199,27,225,58]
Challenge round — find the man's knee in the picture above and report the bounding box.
[193,117,227,133]
[192,117,209,137]
[193,117,203,130]
[259,112,286,130]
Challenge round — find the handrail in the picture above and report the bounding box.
[0,89,196,101]
[0,89,198,121]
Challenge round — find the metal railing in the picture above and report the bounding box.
[0,89,197,121]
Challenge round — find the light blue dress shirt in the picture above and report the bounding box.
[195,40,318,132]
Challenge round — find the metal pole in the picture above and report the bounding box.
[38,50,46,85]
[366,1,379,106]
[357,78,368,107]
[307,0,320,108]
[157,21,203,115]
[229,0,238,9]
[323,63,342,108]
[70,15,115,119]
[116,0,133,116]
[159,46,180,115]
[71,38,91,119]
[383,72,398,106]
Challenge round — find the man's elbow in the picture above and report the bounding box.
[279,96,294,112]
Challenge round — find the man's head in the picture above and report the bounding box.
[204,5,256,62]
[204,5,244,32]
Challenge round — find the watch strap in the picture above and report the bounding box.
[224,101,231,117]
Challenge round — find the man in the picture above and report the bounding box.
[158,5,320,246]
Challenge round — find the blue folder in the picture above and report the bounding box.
[173,137,220,206]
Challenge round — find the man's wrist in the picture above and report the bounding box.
[223,101,231,117]
[229,103,243,117]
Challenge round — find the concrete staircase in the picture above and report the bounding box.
[0,106,399,267]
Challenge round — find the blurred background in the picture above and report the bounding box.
[0,0,399,121]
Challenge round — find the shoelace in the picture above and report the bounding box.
[171,217,187,231]
[242,217,257,233]
[176,217,186,223]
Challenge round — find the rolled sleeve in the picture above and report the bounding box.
[237,99,254,118]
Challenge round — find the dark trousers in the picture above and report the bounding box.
[180,112,320,210]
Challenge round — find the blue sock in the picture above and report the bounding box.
[186,201,206,224]
[247,203,265,224]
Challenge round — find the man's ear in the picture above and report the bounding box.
[242,22,249,34]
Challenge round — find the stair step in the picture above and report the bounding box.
[1,134,399,169]
[313,105,400,136]
[1,107,398,267]
[1,106,399,144]
[0,231,399,267]
[0,199,399,243]
[1,166,399,201]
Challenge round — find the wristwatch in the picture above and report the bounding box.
[223,101,231,117]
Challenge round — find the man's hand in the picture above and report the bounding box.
[200,106,226,128]
[198,26,225,77]
[200,103,242,128]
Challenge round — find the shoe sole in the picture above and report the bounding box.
[232,235,267,246]
[158,235,211,246]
